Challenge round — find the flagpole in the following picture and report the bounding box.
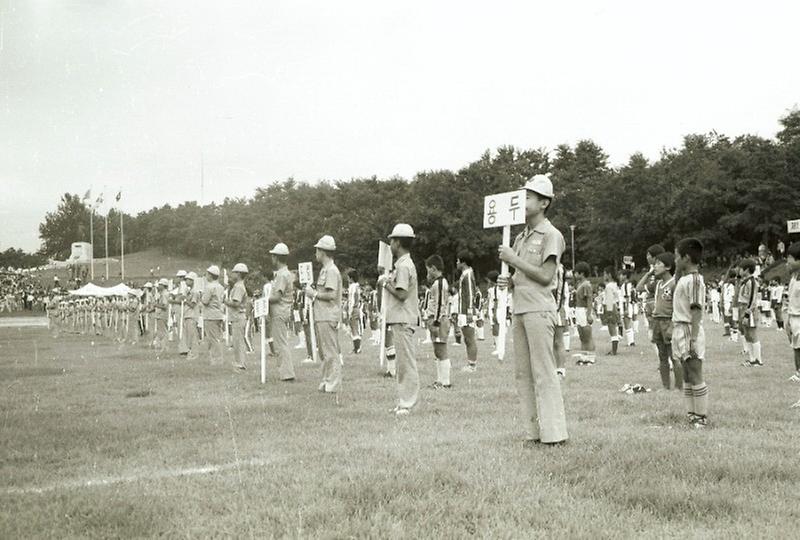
[90,208,95,280]
[120,209,125,282]
[105,212,109,281]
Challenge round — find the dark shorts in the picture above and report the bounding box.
[651,318,673,345]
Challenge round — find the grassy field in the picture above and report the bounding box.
[40,249,213,286]
[1,318,798,539]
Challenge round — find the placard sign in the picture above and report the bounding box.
[483,190,526,229]
[378,241,392,271]
[298,262,314,286]
[788,219,800,234]
[253,298,269,319]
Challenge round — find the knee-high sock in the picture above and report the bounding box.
[626,328,635,345]
[742,340,751,356]
[633,320,640,333]
[693,383,709,416]
[438,359,451,386]
[751,342,761,363]
[562,331,570,352]
[683,383,695,414]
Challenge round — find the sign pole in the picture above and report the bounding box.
[377,241,392,369]
[496,226,510,360]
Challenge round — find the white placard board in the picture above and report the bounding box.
[298,262,314,285]
[788,219,800,234]
[483,190,526,229]
[253,297,269,318]
[378,241,392,270]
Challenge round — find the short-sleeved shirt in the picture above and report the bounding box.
[672,271,705,324]
[510,219,565,314]
[201,280,225,320]
[652,276,675,319]
[155,290,169,319]
[271,267,294,320]
[737,276,758,310]
[228,281,248,322]
[603,282,620,311]
[184,288,201,319]
[314,261,342,323]
[575,280,593,309]
[426,276,449,322]
[458,268,476,315]
[386,253,419,325]
[787,275,800,316]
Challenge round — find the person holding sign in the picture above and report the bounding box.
[201,265,226,365]
[268,243,296,382]
[378,224,420,415]
[182,272,200,361]
[305,235,343,393]
[497,174,568,446]
[225,263,250,371]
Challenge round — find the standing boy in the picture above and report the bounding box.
[602,268,621,355]
[672,238,709,428]
[572,262,596,365]
[425,254,452,389]
[737,259,763,367]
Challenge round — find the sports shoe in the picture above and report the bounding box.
[788,373,800,383]
[462,364,477,373]
[491,350,499,356]
[383,371,395,378]
[691,415,708,428]
[556,368,566,379]
[302,357,315,364]
[391,406,411,416]
[318,383,326,392]
[430,381,452,389]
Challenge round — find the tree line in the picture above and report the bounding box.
[35,110,800,281]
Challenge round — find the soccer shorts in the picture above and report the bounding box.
[786,315,800,349]
[650,318,673,345]
[430,317,450,344]
[672,322,705,361]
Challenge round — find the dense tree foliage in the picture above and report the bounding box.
[37,111,800,280]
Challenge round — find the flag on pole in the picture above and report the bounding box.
[115,191,121,202]
[82,189,91,202]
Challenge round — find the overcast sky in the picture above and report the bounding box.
[1,0,798,252]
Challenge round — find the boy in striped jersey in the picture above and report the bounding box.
[737,259,764,367]
[457,251,479,373]
[425,255,452,388]
[784,243,800,382]
[672,238,709,428]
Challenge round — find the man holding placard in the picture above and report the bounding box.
[225,263,250,371]
[268,243,296,382]
[201,265,226,365]
[305,235,343,393]
[378,224,420,416]
[498,174,569,446]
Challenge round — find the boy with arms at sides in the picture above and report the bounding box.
[783,243,800,383]
[602,267,621,355]
[425,254,452,389]
[572,262,596,365]
[649,253,682,390]
[737,259,764,367]
[672,238,709,428]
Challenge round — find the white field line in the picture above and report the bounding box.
[2,458,272,495]
[0,317,49,328]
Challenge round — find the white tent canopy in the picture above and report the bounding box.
[68,283,142,297]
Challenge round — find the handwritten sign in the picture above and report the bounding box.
[483,190,526,229]
[788,219,800,234]
[378,241,392,271]
[298,262,314,286]
[254,297,269,319]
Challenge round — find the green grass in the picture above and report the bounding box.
[1,318,798,538]
[41,249,212,285]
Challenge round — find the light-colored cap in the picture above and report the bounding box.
[143,282,153,288]
[314,235,336,251]
[388,223,415,239]
[269,242,289,256]
[186,271,198,281]
[157,278,169,287]
[232,263,249,273]
[176,270,187,278]
[207,265,220,276]
[522,174,554,199]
